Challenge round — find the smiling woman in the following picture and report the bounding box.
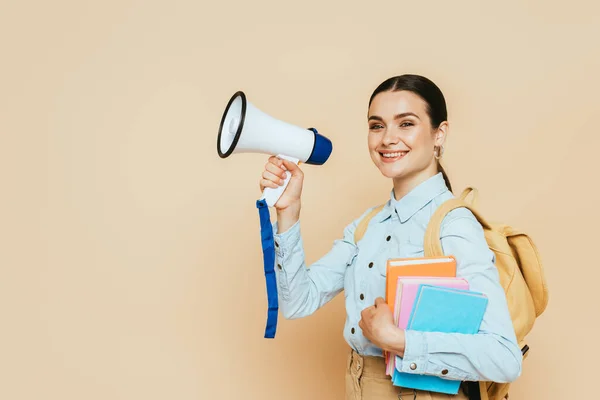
[366,76,452,200]
[258,74,519,400]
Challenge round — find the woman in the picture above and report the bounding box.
[258,74,522,399]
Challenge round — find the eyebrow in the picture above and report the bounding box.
[368,112,421,122]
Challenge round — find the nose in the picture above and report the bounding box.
[381,126,399,146]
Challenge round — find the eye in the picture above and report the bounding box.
[400,122,414,128]
[369,124,384,130]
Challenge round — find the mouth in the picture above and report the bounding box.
[379,151,409,163]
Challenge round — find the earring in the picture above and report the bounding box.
[434,145,444,160]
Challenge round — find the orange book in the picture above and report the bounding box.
[385,255,456,310]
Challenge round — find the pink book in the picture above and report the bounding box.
[385,276,469,376]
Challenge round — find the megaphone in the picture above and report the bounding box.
[217,91,333,207]
[217,90,333,339]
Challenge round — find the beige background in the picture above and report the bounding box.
[1,0,599,399]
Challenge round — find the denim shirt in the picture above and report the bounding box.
[272,172,523,383]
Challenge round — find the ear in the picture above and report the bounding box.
[434,121,449,147]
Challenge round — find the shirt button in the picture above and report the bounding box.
[386,235,391,241]
[275,241,279,248]
[359,294,364,300]
[410,363,417,370]
[277,264,282,270]
[368,262,373,268]
[351,327,355,334]
[442,369,448,375]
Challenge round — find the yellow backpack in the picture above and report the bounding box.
[354,187,549,400]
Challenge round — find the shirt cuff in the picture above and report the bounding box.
[395,330,474,381]
[272,219,301,259]
[396,329,430,374]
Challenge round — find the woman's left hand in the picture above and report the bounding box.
[359,297,406,356]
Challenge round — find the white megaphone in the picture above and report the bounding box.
[217,91,333,207]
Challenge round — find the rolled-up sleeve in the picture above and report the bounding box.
[396,210,523,383]
[272,209,369,320]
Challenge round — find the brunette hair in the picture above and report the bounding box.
[368,74,452,192]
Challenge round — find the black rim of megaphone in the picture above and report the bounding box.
[217,90,246,158]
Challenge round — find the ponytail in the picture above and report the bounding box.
[437,162,452,193]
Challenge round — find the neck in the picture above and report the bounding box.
[392,163,439,201]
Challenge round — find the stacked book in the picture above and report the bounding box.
[384,255,488,395]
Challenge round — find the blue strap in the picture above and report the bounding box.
[256,198,278,338]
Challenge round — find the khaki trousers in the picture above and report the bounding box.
[345,350,469,400]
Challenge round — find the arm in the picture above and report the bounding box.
[260,156,367,320]
[394,211,523,383]
[272,208,371,320]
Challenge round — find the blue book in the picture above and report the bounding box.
[392,284,488,394]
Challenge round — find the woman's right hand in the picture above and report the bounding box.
[259,155,304,212]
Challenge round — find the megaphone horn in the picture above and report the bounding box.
[217,91,333,207]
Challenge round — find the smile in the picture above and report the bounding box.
[379,151,408,162]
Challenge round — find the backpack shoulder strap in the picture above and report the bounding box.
[354,204,385,244]
[458,186,479,208]
[423,193,492,257]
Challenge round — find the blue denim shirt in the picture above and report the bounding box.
[272,172,522,383]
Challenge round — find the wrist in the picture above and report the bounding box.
[276,201,301,218]
[384,326,406,357]
[276,202,301,232]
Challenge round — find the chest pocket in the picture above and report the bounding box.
[396,241,425,259]
[404,220,427,257]
[357,224,429,277]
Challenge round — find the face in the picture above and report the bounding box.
[367,90,447,180]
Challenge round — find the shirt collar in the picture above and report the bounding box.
[373,172,449,223]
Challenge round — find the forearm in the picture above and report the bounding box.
[274,235,322,319]
[273,217,351,320]
[395,329,522,383]
[379,325,407,358]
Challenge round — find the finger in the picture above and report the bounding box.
[262,170,286,186]
[361,308,370,320]
[374,297,386,307]
[264,161,287,180]
[259,178,279,190]
[268,155,281,165]
[281,159,300,173]
[267,156,287,171]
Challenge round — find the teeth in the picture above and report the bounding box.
[382,152,407,158]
